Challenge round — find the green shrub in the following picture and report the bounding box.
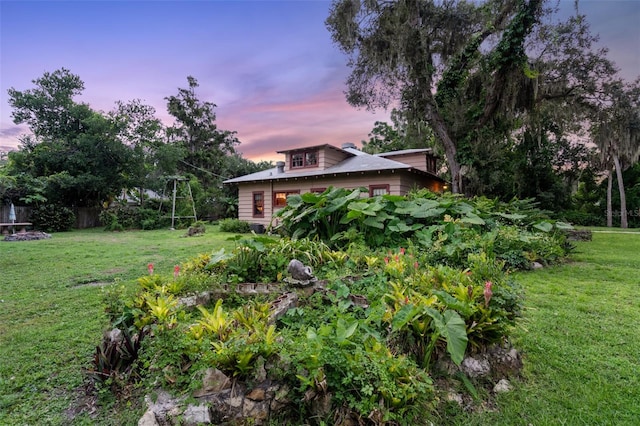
[29,204,75,232]
[97,235,525,423]
[559,209,603,226]
[218,218,251,233]
[274,187,572,270]
[99,205,166,231]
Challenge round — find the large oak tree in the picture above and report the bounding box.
[327,0,616,194]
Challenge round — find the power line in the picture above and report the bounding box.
[178,159,230,180]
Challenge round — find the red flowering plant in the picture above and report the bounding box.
[382,247,422,280]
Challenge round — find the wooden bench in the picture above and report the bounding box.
[0,222,33,235]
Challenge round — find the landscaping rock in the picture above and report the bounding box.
[246,387,266,401]
[107,328,123,344]
[183,404,212,425]
[3,231,51,242]
[531,261,544,269]
[143,390,183,424]
[268,292,298,323]
[461,356,491,378]
[194,368,231,397]
[493,379,513,393]
[243,398,270,423]
[206,389,242,424]
[287,259,315,283]
[178,295,198,308]
[446,391,464,406]
[270,384,291,412]
[138,410,159,426]
[487,344,523,378]
[565,229,592,241]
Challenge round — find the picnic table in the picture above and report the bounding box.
[0,222,32,235]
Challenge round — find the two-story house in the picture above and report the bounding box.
[223,143,446,227]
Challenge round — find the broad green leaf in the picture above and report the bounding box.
[300,192,322,203]
[382,194,405,202]
[306,327,317,340]
[335,318,358,344]
[336,282,350,299]
[554,221,574,230]
[460,213,485,225]
[418,199,441,210]
[208,248,232,266]
[388,221,412,232]
[533,221,553,232]
[496,212,527,220]
[393,200,419,215]
[347,201,371,213]
[412,207,446,219]
[286,194,303,208]
[341,209,362,223]
[432,290,473,317]
[391,304,418,331]
[426,308,468,365]
[453,202,473,214]
[364,216,385,229]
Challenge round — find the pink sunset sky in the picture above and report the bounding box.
[1,0,639,163]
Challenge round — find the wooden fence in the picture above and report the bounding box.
[0,205,102,229]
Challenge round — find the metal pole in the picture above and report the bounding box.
[187,182,197,222]
[170,179,177,230]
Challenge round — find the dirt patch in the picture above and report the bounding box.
[71,281,112,289]
[64,382,99,422]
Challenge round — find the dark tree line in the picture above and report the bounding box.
[328,0,640,226]
[1,69,270,224]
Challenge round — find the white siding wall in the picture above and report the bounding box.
[383,153,428,172]
[320,147,349,169]
[238,183,272,227]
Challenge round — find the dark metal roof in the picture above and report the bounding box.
[376,148,434,157]
[224,146,443,184]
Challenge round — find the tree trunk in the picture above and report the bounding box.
[606,169,613,228]
[613,154,628,229]
[425,100,461,193]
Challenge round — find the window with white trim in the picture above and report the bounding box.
[369,184,390,197]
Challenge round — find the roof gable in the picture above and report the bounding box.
[224,144,443,184]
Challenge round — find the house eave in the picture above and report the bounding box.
[223,167,445,185]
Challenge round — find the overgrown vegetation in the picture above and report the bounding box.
[99,203,167,231]
[95,240,523,423]
[274,188,572,270]
[218,218,251,233]
[2,226,639,425]
[29,203,76,232]
[85,190,574,423]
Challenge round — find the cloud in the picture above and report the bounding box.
[0,126,28,151]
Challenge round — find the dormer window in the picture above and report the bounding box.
[290,149,318,169]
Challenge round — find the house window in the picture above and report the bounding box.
[291,153,304,168]
[274,190,300,207]
[369,184,390,197]
[290,150,319,169]
[252,192,264,217]
[427,157,436,173]
[305,151,318,166]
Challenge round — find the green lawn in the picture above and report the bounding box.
[1,228,639,425]
[0,226,237,425]
[445,231,640,425]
